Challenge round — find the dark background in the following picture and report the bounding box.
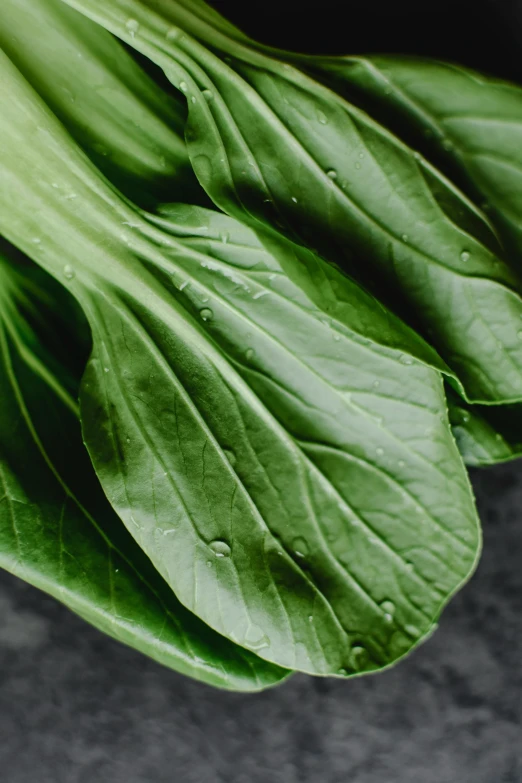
[2,2,522,781]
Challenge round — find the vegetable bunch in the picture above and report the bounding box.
[1,0,522,690]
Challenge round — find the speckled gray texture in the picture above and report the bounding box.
[1,463,522,783]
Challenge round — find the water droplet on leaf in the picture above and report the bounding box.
[223,449,237,467]
[327,169,337,180]
[351,645,369,671]
[179,81,188,92]
[209,540,231,558]
[200,308,213,321]
[243,625,270,651]
[125,18,140,37]
[292,536,309,558]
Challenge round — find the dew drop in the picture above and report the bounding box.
[166,26,180,41]
[372,380,380,389]
[460,250,470,263]
[351,645,369,671]
[292,536,309,558]
[125,18,140,37]
[402,233,409,242]
[291,196,298,203]
[126,437,131,444]
[191,96,197,104]
[317,110,328,125]
[326,169,337,180]
[337,667,348,676]
[32,237,41,245]
[220,231,229,244]
[243,624,270,651]
[355,162,361,170]
[333,334,341,342]
[178,280,189,291]
[209,539,231,558]
[400,354,413,366]
[179,81,188,93]
[495,433,503,442]
[200,308,213,321]
[104,367,110,373]
[202,89,213,101]
[376,447,384,457]
[442,138,454,152]
[358,152,364,159]
[223,449,237,467]
[63,264,75,280]
[380,600,396,620]
[517,330,522,341]
[245,347,255,361]
[398,460,405,468]
[405,624,421,637]
[206,560,212,568]
[308,615,314,623]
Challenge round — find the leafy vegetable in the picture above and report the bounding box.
[0,0,203,207]
[59,0,522,405]
[306,56,522,264]
[0,46,480,676]
[447,388,522,467]
[2,0,522,689]
[0,243,286,691]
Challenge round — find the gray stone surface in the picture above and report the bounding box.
[1,463,522,782]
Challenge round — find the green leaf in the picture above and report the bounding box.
[58,0,522,405]
[447,386,522,467]
[0,245,288,691]
[305,56,522,266]
[0,52,480,676]
[0,0,205,207]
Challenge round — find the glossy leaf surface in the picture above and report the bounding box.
[0,50,480,676]
[0,247,286,691]
[0,0,203,207]
[60,0,522,405]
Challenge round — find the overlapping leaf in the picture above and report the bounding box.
[60,0,522,405]
[447,388,522,466]
[0,246,286,691]
[306,56,522,265]
[0,49,480,675]
[0,0,204,207]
